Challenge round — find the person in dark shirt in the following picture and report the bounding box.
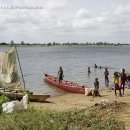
[93,78,100,97]
[88,67,91,75]
[120,69,127,95]
[58,66,64,83]
[94,64,97,68]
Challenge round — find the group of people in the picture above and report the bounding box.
[89,64,128,97]
[88,65,109,87]
[93,67,109,97]
[58,65,128,97]
[88,65,109,89]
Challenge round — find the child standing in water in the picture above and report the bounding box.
[104,68,109,87]
[113,72,122,97]
[88,67,91,75]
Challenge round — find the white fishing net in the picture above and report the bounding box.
[0,47,22,89]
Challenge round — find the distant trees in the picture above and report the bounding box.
[21,41,24,45]
[47,43,52,46]
[0,41,129,46]
[0,42,7,45]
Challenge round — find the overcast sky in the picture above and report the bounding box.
[0,0,130,43]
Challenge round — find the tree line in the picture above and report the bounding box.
[0,41,129,46]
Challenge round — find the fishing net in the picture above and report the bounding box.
[0,47,22,89]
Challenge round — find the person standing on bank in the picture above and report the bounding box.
[120,69,127,95]
[104,68,109,87]
[113,72,122,97]
[58,66,64,83]
[93,78,100,97]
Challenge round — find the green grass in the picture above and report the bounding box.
[0,107,125,130]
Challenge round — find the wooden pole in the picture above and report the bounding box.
[14,46,26,89]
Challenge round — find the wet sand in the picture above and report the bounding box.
[30,89,130,111]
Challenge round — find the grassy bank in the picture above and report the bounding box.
[0,101,125,130]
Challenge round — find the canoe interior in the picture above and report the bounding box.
[44,74,86,94]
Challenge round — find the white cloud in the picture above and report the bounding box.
[0,0,130,43]
[45,0,67,10]
[114,5,130,15]
[76,9,91,18]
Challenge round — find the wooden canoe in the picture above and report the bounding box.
[29,94,50,102]
[44,73,85,94]
[0,88,50,102]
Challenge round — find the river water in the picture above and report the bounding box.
[1,46,130,95]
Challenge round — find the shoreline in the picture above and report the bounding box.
[30,88,130,111]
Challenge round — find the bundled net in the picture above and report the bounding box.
[0,47,22,89]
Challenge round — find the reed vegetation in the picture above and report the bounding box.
[0,106,125,130]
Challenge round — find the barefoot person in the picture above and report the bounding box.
[113,72,122,97]
[120,69,127,95]
[58,66,64,83]
[93,78,100,97]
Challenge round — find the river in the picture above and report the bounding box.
[1,45,130,95]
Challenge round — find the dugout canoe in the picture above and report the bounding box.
[0,88,50,102]
[44,73,85,94]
